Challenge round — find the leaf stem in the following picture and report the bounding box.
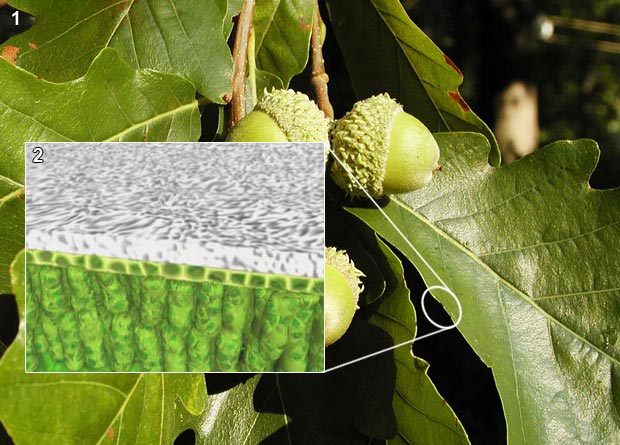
[247,27,258,111]
[310,0,333,119]
[229,0,256,129]
[0,186,24,206]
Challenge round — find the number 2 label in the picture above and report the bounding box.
[32,147,44,163]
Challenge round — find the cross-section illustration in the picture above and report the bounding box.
[25,142,325,373]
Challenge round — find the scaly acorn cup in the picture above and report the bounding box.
[226,89,330,163]
[329,93,440,198]
[324,247,364,346]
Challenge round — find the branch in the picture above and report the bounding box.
[310,0,333,119]
[229,0,256,128]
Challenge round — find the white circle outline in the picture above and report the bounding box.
[420,285,463,329]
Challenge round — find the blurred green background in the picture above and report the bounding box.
[403,0,620,187]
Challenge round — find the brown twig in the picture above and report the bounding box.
[229,0,256,129]
[310,0,333,119]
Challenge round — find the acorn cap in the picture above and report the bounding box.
[329,93,402,197]
[256,89,330,162]
[325,246,364,307]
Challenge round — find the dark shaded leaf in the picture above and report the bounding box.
[326,0,500,165]
[368,235,469,445]
[254,317,397,444]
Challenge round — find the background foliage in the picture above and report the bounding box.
[404,0,620,187]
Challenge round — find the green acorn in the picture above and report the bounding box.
[226,89,330,163]
[324,247,364,346]
[329,93,440,198]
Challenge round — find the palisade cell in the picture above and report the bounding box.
[134,325,163,371]
[25,143,325,372]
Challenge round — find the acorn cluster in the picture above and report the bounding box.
[227,89,441,346]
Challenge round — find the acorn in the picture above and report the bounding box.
[226,89,330,163]
[329,93,440,198]
[324,247,364,346]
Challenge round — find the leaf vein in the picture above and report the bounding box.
[479,219,620,258]
[534,287,620,301]
[33,1,132,53]
[432,167,566,225]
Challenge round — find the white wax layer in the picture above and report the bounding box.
[26,142,325,278]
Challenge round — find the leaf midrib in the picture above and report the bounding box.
[0,174,23,189]
[0,187,24,205]
[255,0,282,55]
[95,374,144,445]
[104,0,136,49]
[0,96,200,145]
[0,100,72,141]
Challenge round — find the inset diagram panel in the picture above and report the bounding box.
[25,142,325,372]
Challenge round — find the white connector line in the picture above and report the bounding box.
[324,148,463,373]
[325,329,451,373]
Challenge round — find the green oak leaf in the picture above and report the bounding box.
[0,252,281,445]
[325,194,468,443]
[325,0,500,165]
[0,178,24,294]
[348,133,620,444]
[253,0,314,89]
[202,375,286,444]
[0,47,201,184]
[2,0,235,102]
[368,235,470,444]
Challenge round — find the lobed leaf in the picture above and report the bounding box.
[0,47,201,185]
[348,133,620,444]
[325,199,469,443]
[2,0,235,102]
